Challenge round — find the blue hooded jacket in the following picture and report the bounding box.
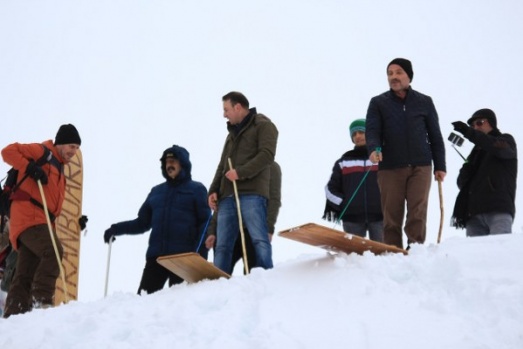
[111,145,211,260]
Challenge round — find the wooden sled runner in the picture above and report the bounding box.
[157,252,231,284]
[278,223,407,256]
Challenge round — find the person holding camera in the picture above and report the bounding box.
[451,109,517,236]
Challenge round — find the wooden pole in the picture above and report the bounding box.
[228,158,249,274]
[37,180,69,303]
[437,179,444,244]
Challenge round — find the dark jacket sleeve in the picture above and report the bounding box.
[236,117,278,180]
[325,159,344,210]
[209,140,229,196]
[365,97,382,154]
[424,96,446,172]
[267,162,282,234]
[464,129,517,160]
[112,194,153,236]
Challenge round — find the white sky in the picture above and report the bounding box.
[1,0,522,303]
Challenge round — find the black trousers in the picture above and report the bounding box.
[137,259,184,295]
[137,231,256,295]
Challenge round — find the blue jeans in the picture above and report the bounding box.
[342,221,384,242]
[466,212,513,237]
[215,195,273,274]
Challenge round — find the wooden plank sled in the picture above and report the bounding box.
[157,252,230,284]
[54,149,84,306]
[278,223,407,256]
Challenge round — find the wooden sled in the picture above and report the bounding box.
[54,149,84,306]
[278,223,407,256]
[157,252,230,284]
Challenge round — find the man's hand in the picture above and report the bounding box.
[79,215,88,230]
[104,226,117,244]
[205,235,216,249]
[369,150,382,164]
[26,161,48,184]
[434,171,446,182]
[225,169,239,182]
[452,121,472,137]
[208,193,218,211]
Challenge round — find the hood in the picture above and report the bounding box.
[160,145,192,183]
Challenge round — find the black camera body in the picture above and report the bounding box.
[448,132,464,147]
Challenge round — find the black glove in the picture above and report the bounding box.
[452,121,471,137]
[26,161,48,185]
[79,215,88,230]
[104,225,117,244]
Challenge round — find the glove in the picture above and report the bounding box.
[104,225,117,244]
[452,121,471,137]
[26,161,48,185]
[79,215,88,230]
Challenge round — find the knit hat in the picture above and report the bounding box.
[55,124,81,145]
[349,119,366,142]
[467,108,497,130]
[387,58,413,82]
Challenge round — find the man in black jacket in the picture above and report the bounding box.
[451,109,517,236]
[365,58,446,249]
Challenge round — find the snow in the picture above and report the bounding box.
[1,0,523,348]
[1,235,522,348]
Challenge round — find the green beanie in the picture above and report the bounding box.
[349,119,366,141]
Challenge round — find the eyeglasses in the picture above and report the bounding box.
[472,119,486,127]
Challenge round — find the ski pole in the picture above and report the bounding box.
[104,238,113,297]
[451,145,467,162]
[195,213,212,252]
[228,158,249,275]
[37,179,69,304]
[334,168,372,228]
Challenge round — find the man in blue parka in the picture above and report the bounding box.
[104,145,211,294]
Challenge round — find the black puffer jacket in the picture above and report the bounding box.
[365,87,446,173]
[452,128,517,227]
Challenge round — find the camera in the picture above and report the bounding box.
[448,132,464,147]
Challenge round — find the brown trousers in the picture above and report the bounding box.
[3,224,63,318]
[377,166,432,249]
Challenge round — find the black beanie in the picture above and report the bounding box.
[467,108,498,130]
[55,124,81,145]
[387,58,414,82]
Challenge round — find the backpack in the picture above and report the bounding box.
[0,145,61,233]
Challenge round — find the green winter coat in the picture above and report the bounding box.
[209,108,278,201]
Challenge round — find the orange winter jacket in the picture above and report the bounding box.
[1,140,66,250]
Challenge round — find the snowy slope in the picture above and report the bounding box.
[1,233,522,349]
[1,1,523,348]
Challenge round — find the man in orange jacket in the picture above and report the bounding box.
[1,124,81,318]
